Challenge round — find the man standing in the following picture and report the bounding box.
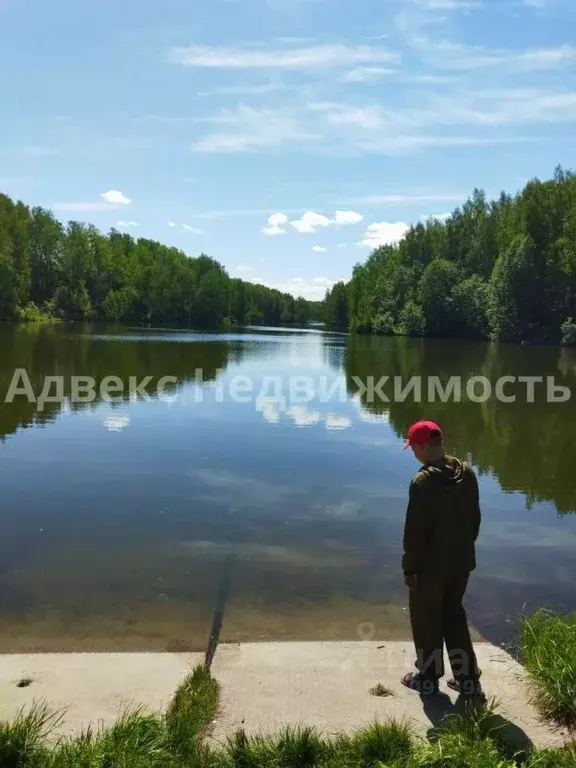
[400,420,483,697]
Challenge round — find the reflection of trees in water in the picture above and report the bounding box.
[0,324,235,442]
[345,335,576,515]
[323,335,348,372]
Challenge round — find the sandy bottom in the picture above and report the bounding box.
[0,594,482,653]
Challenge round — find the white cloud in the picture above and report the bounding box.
[342,67,395,83]
[116,220,139,228]
[406,31,576,73]
[333,210,363,225]
[168,221,177,227]
[182,224,203,234]
[192,105,320,153]
[192,80,559,159]
[22,145,60,157]
[249,276,339,300]
[312,245,327,252]
[262,212,288,235]
[360,221,410,248]
[520,46,576,66]
[311,101,385,130]
[169,43,398,70]
[291,211,332,233]
[269,212,288,226]
[289,210,363,234]
[101,190,131,205]
[311,99,538,151]
[311,95,549,154]
[235,264,253,272]
[440,88,576,126]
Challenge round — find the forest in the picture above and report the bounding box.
[324,167,576,345]
[0,192,318,327]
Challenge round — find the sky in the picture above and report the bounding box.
[1,0,575,301]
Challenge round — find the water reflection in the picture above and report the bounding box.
[103,411,131,432]
[0,323,232,442]
[0,325,574,652]
[346,335,576,516]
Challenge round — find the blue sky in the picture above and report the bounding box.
[1,0,575,300]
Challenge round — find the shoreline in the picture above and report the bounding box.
[0,596,486,654]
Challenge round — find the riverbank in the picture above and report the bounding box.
[1,642,571,753]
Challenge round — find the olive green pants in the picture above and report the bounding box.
[409,572,479,683]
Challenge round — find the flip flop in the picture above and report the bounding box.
[401,672,439,695]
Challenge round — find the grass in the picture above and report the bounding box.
[0,665,219,768]
[0,661,574,768]
[520,609,576,727]
[370,683,395,698]
[166,662,220,761]
[0,702,61,767]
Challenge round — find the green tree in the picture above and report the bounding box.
[245,305,264,325]
[418,259,457,337]
[398,300,426,336]
[451,275,489,339]
[324,281,348,328]
[488,236,537,342]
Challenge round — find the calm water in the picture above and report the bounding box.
[0,324,575,653]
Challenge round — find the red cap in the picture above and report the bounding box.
[403,420,443,451]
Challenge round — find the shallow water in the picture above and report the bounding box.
[0,324,574,652]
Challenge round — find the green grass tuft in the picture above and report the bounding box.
[525,743,576,768]
[348,721,414,767]
[48,708,173,768]
[414,731,518,768]
[165,663,220,761]
[0,701,61,768]
[275,726,327,768]
[520,609,576,727]
[223,729,282,768]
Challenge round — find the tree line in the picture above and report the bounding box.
[324,167,576,345]
[0,192,319,327]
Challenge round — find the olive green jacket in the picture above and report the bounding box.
[402,456,481,575]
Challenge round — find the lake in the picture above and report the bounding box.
[0,323,575,653]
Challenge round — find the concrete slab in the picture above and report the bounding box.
[0,652,204,736]
[211,642,568,750]
[0,644,568,750]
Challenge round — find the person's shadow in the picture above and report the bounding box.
[420,693,534,758]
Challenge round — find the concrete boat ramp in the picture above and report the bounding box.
[0,642,570,750]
